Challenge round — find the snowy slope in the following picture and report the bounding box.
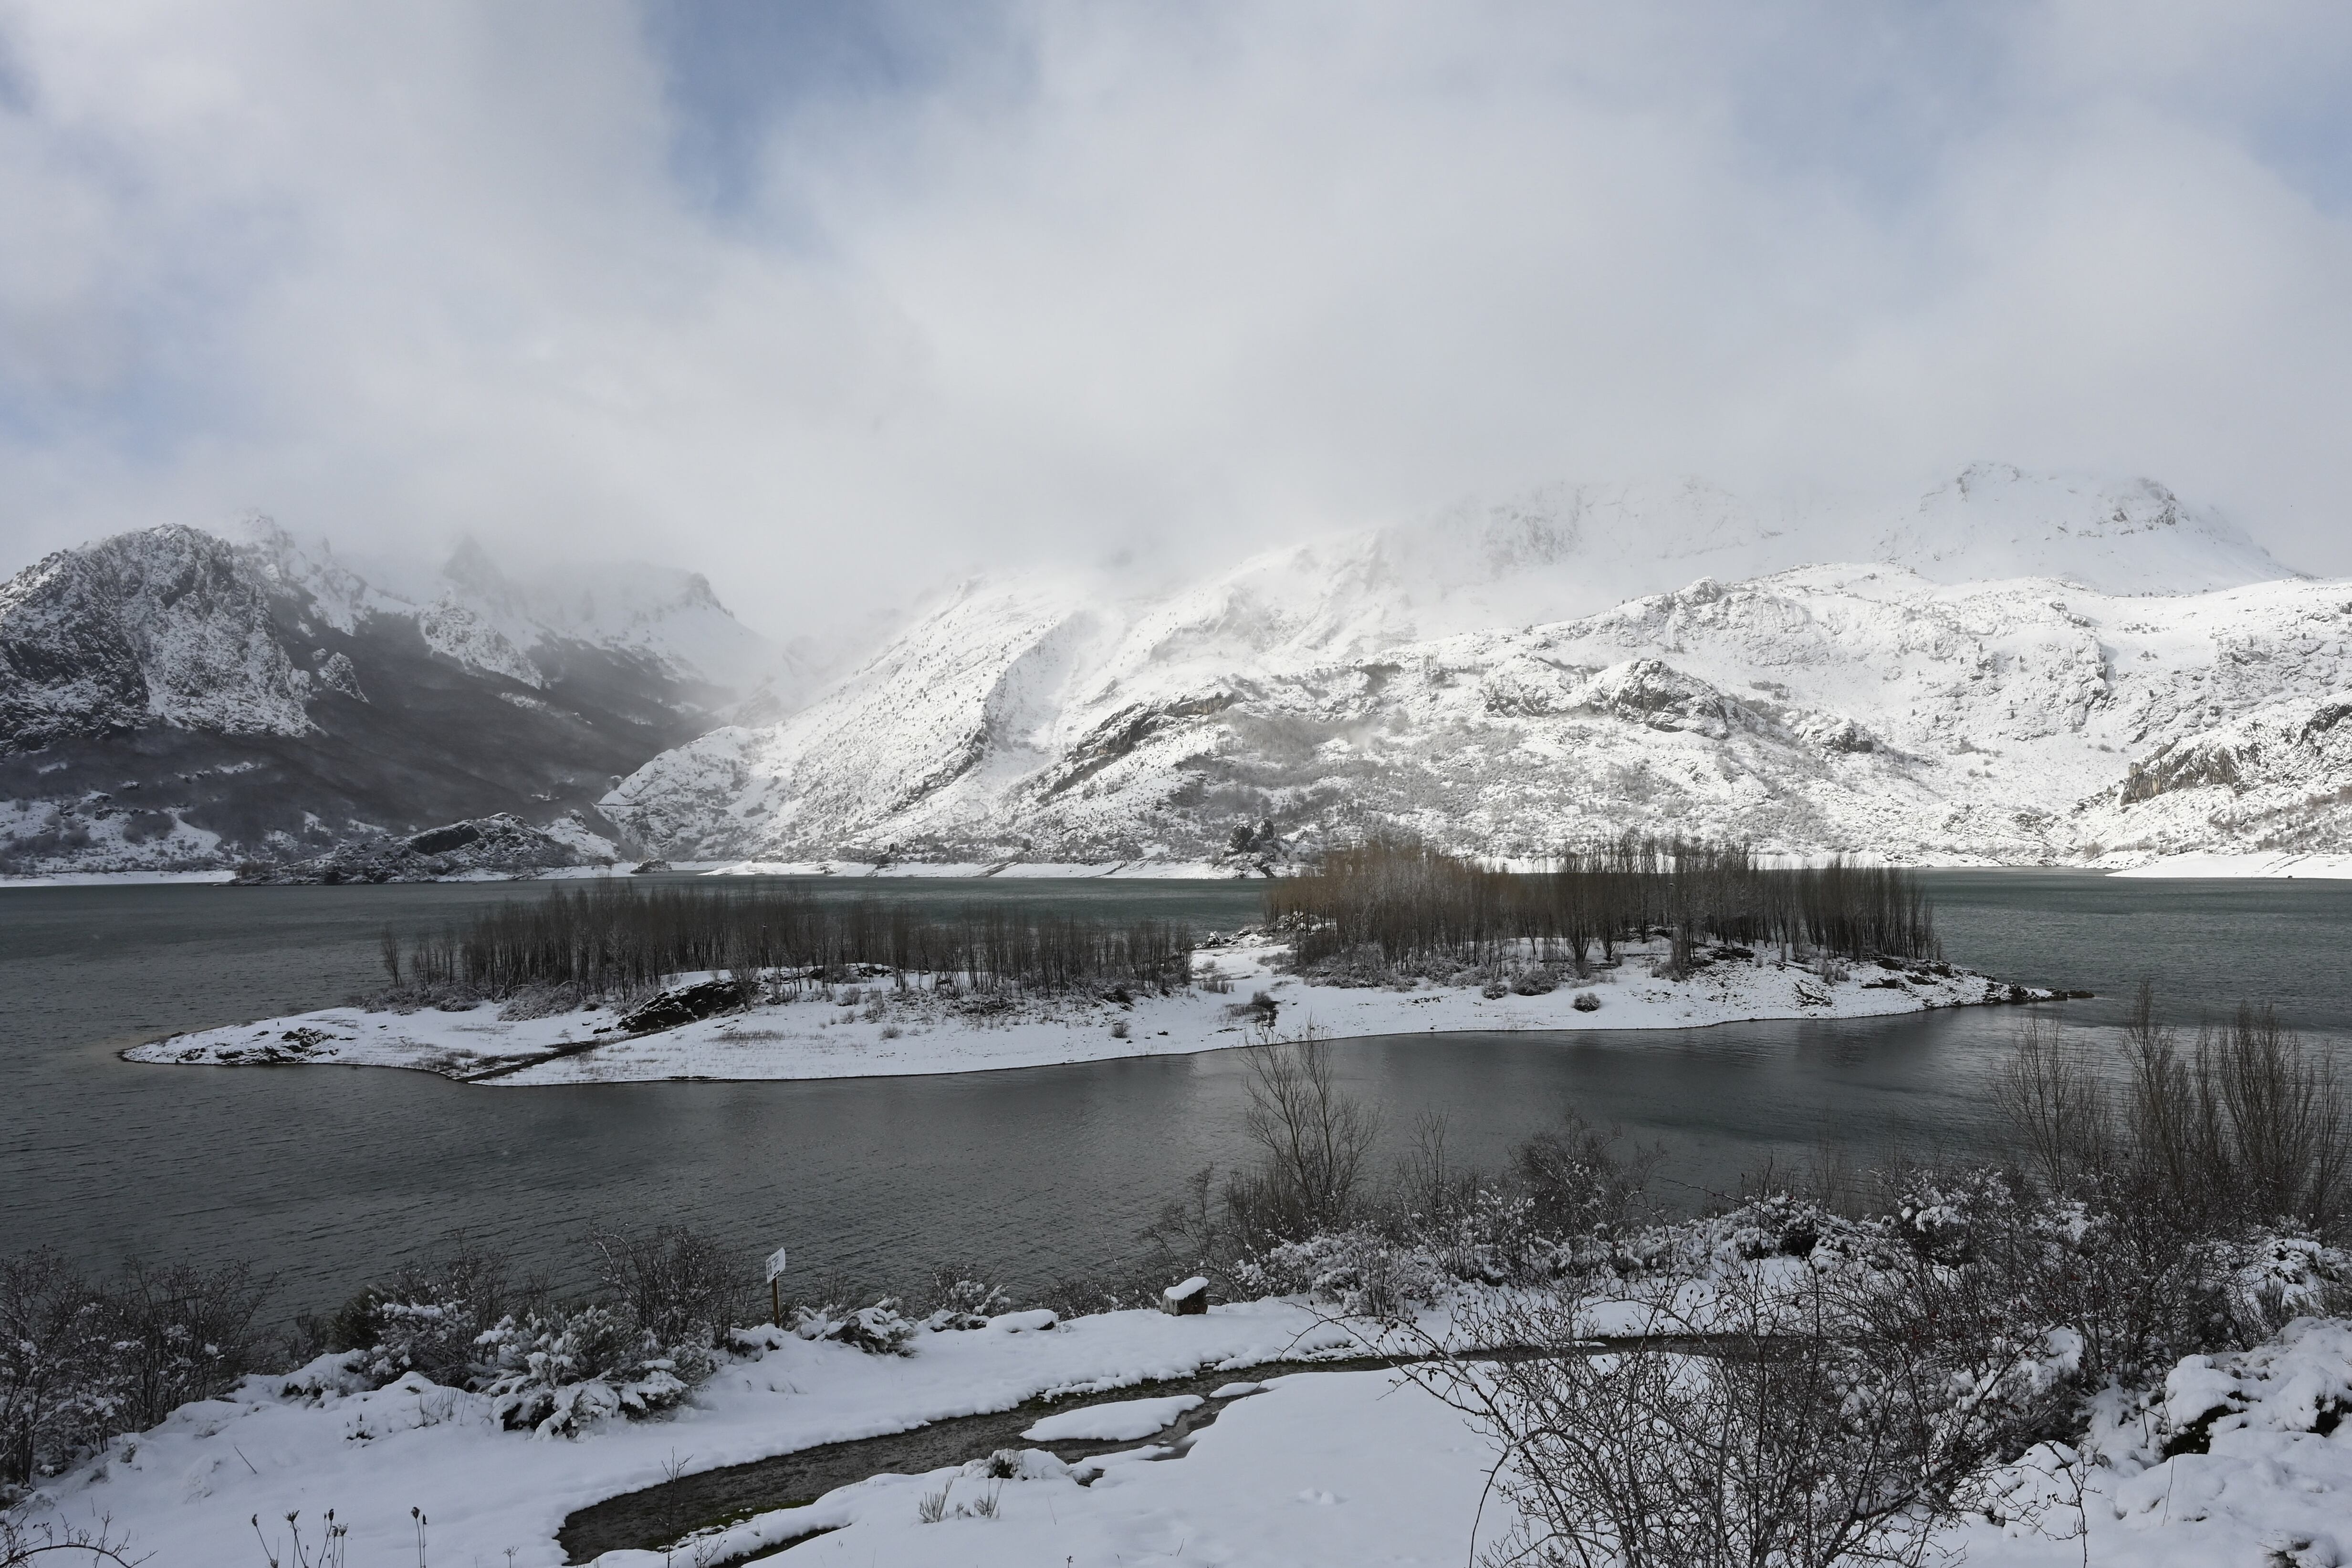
[606,470,2340,867]
[0,523,799,873]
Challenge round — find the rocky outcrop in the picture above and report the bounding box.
[232,814,613,884]
[0,525,313,749]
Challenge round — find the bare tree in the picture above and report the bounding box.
[1990,1013,2110,1197]
[1240,1035,1383,1233]
[2205,1003,2346,1230]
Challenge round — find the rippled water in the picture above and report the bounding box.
[4,870,2347,1315]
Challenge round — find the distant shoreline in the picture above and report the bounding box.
[10,850,2352,888]
[2102,850,2352,880]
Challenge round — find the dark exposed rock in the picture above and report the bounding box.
[233,813,603,884]
[2121,741,2244,803]
[616,978,744,1033]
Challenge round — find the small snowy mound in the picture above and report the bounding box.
[1022,1393,1203,1443]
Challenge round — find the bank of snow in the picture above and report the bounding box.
[2107,850,2352,880]
[124,940,2054,1087]
[10,1296,1392,1568]
[15,1293,2349,1568]
[0,868,239,888]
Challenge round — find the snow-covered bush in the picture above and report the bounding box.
[0,1252,110,1495]
[1238,1227,1451,1319]
[2223,1232,2350,1333]
[477,1305,702,1437]
[1403,1186,1552,1284]
[789,1298,920,1356]
[920,1273,1014,1332]
[326,1238,516,1390]
[0,1253,269,1494]
[321,1228,747,1438]
[82,1260,269,1439]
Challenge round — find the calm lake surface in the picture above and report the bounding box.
[5,870,2349,1316]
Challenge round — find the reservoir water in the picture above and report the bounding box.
[5,871,2349,1317]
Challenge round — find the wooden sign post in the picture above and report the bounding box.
[764,1246,790,1326]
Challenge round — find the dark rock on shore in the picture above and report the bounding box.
[616,978,743,1033]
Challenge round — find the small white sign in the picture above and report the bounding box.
[763,1246,790,1285]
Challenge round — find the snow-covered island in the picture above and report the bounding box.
[125,934,2061,1087]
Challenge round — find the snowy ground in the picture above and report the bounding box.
[12,1296,1390,1568]
[2107,849,2352,879]
[0,868,239,888]
[123,940,2049,1087]
[16,1295,2347,1568]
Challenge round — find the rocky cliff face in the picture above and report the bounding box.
[0,522,783,874]
[0,525,314,748]
[601,471,2346,868]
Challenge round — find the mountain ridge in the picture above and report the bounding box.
[6,470,2334,875]
[600,469,2343,871]
[0,522,787,873]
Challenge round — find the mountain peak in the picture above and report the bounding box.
[1882,466,2293,594]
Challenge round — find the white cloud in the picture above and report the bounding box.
[2,0,2350,637]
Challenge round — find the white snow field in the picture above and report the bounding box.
[123,939,2048,1086]
[15,1294,2349,1568]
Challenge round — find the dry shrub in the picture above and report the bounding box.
[1401,1260,2074,1568]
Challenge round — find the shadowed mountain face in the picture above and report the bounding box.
[0,524,780,873]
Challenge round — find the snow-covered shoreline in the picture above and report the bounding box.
[19,852,2352,890]
[13,1281,2346,1568]
[703,857,1241,878]
[0,867,241,888]
[2104,849,2352,880]
[124,939,2059,1087]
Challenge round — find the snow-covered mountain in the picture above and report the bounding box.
[0,521,794,873]
[603,469,2344,868]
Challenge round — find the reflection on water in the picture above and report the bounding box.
[3,871,2348,1313]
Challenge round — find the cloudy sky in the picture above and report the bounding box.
[3,0,2349,637]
